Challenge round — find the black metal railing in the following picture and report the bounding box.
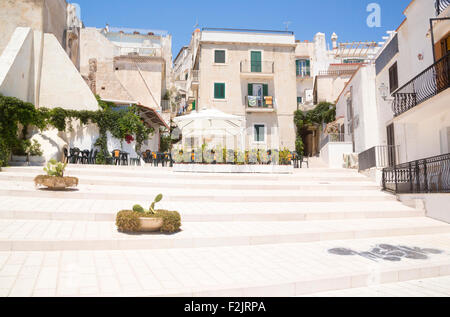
[436,0,450,15]
[382,153,450,194]
[240,61,274,74]
[358,145,399,171]
[392,52,450,117]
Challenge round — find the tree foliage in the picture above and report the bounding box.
[0,94,154,167]
[293,102,336,156]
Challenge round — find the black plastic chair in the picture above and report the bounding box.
[81,150,90,164]
[91,150,98,164]
[120,152,129,166]
[63,148,72,164]
[71,148,81,164]
[299,155,309,168]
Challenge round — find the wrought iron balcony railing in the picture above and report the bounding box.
[358,145,399,171]
[436,0,450,16]
[392,52,449,117]
[245,96,275,109]
[382,153,450,194]
[240,61,274,74]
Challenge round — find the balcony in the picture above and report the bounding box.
[382,153,450,194]
[245,96,275,113]
[436,0,450,16]
[240,61,274,77]
[392,52,449,117]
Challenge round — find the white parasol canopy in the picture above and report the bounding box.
[173,108,244,148]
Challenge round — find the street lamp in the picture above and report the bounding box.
[378,83,393,101]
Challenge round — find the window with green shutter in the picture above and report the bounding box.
[297,97,303,104]
[254,125,265,142]
[251,51,262,72]
[214,83,225,99]
[296,59,310,77]
[214,50,226,64]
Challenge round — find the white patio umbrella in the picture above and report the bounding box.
[173,108,244,149]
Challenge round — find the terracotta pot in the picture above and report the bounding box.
[139,217,163,232]
[34,176,78,190]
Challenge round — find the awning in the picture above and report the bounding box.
[137,104,169,129]
[173,108,243,132]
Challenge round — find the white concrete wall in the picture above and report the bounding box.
[39,33,99,110]
[320,142,353,168]
[0,27,35,102]
[336,65,381,154]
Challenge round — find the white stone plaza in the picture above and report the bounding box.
[0,164,449,297]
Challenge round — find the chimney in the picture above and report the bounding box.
[331,32,338,49]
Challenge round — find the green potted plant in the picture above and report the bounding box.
[34,159,78,190]
[116,194,181,233]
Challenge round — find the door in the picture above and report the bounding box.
[387,123,396,167]
[253,84,263,107]
[251,51,262,73]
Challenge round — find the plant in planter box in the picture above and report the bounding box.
[34,159,78,190]
[116,194,181,233]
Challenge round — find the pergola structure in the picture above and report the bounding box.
[335,41,379,59]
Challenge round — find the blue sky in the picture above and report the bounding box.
[71,0,410,58]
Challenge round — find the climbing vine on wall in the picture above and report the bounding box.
[0,94,154,167]
[293,102,336,155]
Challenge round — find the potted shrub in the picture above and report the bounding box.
[116,194,181,233]
[11,140,45,165]
[34,159,78,190]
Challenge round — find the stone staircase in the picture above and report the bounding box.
[0,165,449,297]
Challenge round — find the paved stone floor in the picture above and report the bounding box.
[0,164,449,297]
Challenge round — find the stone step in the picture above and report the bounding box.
[0,196,421,222]
[1,166,369,182]
[303,275,450,297]
[2,233,450,297]
[0,217,448,252]
[0,172,380,191]
[0,187,397,203]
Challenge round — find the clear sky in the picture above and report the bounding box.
[70,0,410,58]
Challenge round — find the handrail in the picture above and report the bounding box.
[382,153,450,194]
[392,52,449,117]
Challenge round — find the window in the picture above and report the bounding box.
[389,62,398,93]
[251,51,262,72]
[296,59,310,76]
[214,50,226,63]
[254,124,265,142]
[297,97,303,104]
[214,83,225,99]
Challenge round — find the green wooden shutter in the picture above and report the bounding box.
[214,83,225,99]
[263,84,268,97]
[296,60,300,76]
[306,60,310,76]
[248,84,253,96]
[251,51,262,72]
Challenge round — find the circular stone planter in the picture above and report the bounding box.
[34,175,79,190]
[139,217,163,232]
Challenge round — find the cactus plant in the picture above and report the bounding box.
[132,204,145,213]
[44,159,67,177]
[149,193,163,214]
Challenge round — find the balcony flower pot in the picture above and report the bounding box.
[29,156,46,164]
[34,175,79,190]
